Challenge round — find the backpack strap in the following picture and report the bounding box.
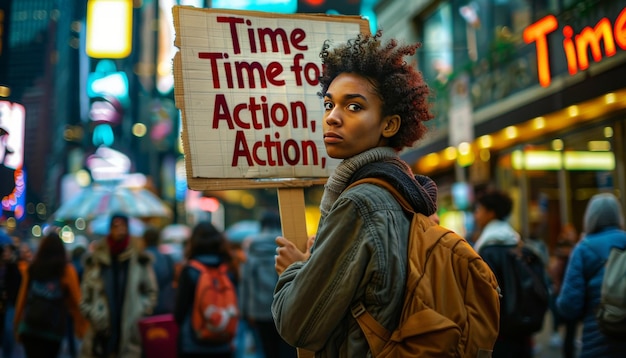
[350,301,391,350]
[189,259,229,277]
[346,177,416,354]
[188,259,207,273]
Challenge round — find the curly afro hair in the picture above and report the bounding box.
[318,30,433,150]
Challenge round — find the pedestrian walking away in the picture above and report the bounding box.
[473,188,550,358]
[174,221,239,358]
[14,231,87,358]
[240,210,297,358]
[557,193,626,357]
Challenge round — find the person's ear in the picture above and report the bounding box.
[381,114,401,138]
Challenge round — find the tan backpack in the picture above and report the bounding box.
[348,178,500,357]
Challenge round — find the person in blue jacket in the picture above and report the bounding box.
[557,193,626,357]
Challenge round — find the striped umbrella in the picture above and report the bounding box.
[51,184,172,223]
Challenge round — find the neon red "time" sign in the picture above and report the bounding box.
[523,7,626,87]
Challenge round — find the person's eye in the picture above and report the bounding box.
[347,103,362,112]
[323,101,333,110]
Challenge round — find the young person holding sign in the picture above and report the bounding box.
[272,31,499,356]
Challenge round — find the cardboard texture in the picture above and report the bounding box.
[172,6,369,191]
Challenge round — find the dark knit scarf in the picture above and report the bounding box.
[319,147,438,217]
[350,162,438,216]
[107,235,130,256]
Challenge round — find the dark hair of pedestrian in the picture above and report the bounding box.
[318,30,433,151]
[143,226,161,247]
[71,246,86,260]
[260,210,281,231]
[476,189,513,221]
[29,231,67,280]
[189,221,232,263]
[110,212,129,228]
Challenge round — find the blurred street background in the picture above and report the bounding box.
[0,0,624,357]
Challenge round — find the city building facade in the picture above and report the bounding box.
[377,0,626,246]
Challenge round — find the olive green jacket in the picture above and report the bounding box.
[272,182,411,357]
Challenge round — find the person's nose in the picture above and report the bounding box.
[325,107,342,127]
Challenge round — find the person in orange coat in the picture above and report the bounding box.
[13,231,87,357]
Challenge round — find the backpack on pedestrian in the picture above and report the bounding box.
[587,244,626,338]
[347,178,501,358]
[188,259,239,343]
[18,277,67,341]
[497,243,550,336]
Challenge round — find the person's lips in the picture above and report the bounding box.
[324,132,343,144]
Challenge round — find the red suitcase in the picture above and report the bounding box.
[138,314,179,358]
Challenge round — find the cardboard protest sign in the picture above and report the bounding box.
[173,6,369,190]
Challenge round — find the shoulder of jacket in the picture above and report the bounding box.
[342,182,401,210]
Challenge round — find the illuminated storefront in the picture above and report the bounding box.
[378,0,626,246]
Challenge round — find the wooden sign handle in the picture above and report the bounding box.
[277,187,315,358]
[277,187,309,251]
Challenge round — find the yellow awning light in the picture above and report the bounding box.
[478,135,493,149]
[504,126,518,139]
[551,139,564,151]
[512,150,615,171]
[458,142,471,155]
[423,153,440,167]
[413,88,626,176]
[513,150,562,170]
[444,146,458,160]
[457,151,475,167]
[588,140,611,151]
[564,151,615,170]
[605,93,616,104]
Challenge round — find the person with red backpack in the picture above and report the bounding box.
[174,221,239,358]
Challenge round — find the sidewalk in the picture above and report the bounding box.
[532,311,582,358]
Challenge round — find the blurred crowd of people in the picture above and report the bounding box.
[1,189,625,358]
[467,188,626,358]
[0,209,294,358]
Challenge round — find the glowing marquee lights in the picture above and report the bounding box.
[523,7,626,87]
